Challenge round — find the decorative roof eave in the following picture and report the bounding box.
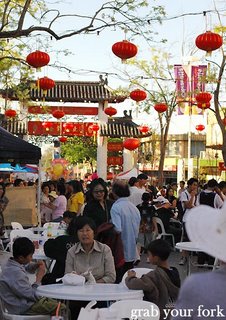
[100,122,152,138]
[0,81,127,103]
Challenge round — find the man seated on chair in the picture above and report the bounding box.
[125,239,180,319]
[153,196,182,244]
[0,237,66,316]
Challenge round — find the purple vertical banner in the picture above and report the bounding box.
[174,65,190,115]
[191,65,207,115]
[191,65,207,93]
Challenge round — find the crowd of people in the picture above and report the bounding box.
[0,173,226,319]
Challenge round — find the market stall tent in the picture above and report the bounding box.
[0,126,41,164]
[0,126,41,226]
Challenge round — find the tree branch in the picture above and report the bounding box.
[17,0,32,31]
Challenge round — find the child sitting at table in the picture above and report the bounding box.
[125,239,180,319]
[0,237,66,316]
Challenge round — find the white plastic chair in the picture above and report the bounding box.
[156,217,175,248]
[0,298,50,320]
[9,230,35,252]
[121,267,153,285]
[109,299,160,320]
[11,222,24,230]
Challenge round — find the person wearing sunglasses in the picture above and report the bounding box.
[83,178,114,227]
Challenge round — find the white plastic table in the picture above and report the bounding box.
[176,241,218,275]
[36,283,143,301]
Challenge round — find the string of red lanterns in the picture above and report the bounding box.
[26,50,50,69]
[52,110,65,119]
[104,106,117,117]
[112,40,138,62]
[5,109,17,118]
[138,125,150,134]
[195,31,223,55]
[37,76,55,92]
[130,89,147,102]
[195,92,212,109]
[154,103,168,113]
[123,138,140,151]
[196,124,205,132]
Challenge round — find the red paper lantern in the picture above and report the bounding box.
[123,138,140,151]
[130,89,147,102]
[154,103,168,113]
[195,92,212,109]
[52,110,65,119]
[196,124,205,131]
[195,31,223,55]
[104,106,117,117]
[26,50,50,68]
[5,109,16,118]
[38,77,55,91]
[112,40,138,62]
[138,125,150,134]
[41,122,52,131]
[90,124,100,132]
[59,136,67,143]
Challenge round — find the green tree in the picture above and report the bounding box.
[60,137,97,171]
[126,50,177,185]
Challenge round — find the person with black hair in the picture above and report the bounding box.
[42,216,78,284]
[137,173,149,191]
[67,180,84,215]
[196,178,223,208]
[110,181,140,278]
[83,178,113,227]
[219,180,226,200]
[128,176,144,206]
[137,192,158,254]
[0,237,66,316]
[58,210,75,230]
[65,216,115,283]
[125,239,180,319]
[65,216,116,319]
[179,178,198,265]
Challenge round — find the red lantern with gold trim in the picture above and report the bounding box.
[112,40,138,62]
[52,110,65,119]
[5,109,16,118]
[90,123,100,133]
[196,124,205,131]
[138,125,150,134]
[130,89,147,102]
[59,136,67,143]
[26,50,50,68]
[195,31,223,55]
[123,138,140,151]
[104,106,117,117]
[195,92,212,109]
[38,77,55,91]
[154,103,168,113]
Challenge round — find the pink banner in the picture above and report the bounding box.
[174,65,190,99]
[191,65,207,94]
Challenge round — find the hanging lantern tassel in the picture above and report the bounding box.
[91,123,99,142]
